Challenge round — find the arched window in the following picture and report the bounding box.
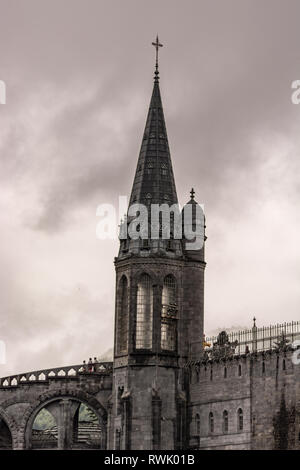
[262,361,265,374]
[223,410,229,433]
[117,276,128,354]
[237,408,243,431]
[161,275,177,351]
[136,273,153,349]
[209,412,214,433]
[224,367,227,378]
[238,364,242,376]
[283,359,286,371]
[195,413,200,435]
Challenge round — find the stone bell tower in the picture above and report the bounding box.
[108,38,206,450]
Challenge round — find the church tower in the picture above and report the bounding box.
[108,38,206,450]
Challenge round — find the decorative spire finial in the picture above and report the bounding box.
[253,316,256,327]
[152,35,163,81]
[190,187,195,200]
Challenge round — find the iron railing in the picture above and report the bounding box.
[189,320,300,358]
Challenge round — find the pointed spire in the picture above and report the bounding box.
[129,39,177,208]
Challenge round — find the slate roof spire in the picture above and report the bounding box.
[129,37,178,208]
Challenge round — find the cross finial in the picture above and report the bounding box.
[152,35,163,81]
[190,187,195,200]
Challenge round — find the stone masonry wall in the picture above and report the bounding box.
[189,349,300,450]
[251,349,300,450]
[189,356,251,449]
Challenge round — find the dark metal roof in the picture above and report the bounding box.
[129,78,178,208]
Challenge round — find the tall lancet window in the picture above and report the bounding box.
[161,275,177,351]
[223,410,229,433]
[117,276,129,354]
[237,408,243,431]
[136,273,153,349]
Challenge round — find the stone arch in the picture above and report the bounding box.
[133,267,160,287]
[22,389,108,449]
[163,272,177,283]
[117,273,129,286]
[0,406,18,449]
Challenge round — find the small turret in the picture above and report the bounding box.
[181,188,206,262]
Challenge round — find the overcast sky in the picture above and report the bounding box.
[0,0,300,376]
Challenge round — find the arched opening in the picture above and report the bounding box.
[32,408,57,449]
[237,408,243,431]
[0,417,12,449]
[72,403,103,449]
[223,410,229,434]
[161,274,177,351]
[28,399,106,450]
[117,276,129,354]
[136,273,153,349]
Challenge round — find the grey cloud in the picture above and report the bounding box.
[0,0,300,375]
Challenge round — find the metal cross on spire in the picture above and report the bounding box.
[152,35,163,80]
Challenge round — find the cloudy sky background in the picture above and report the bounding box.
[0,0,300,376]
